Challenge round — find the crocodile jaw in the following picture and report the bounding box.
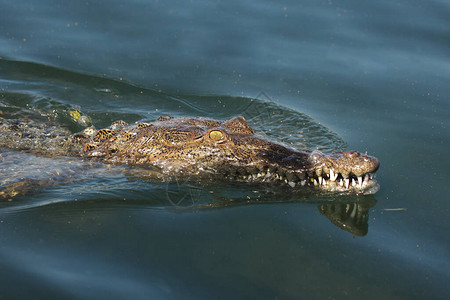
[195,150,380,195]
[233,169,379,194]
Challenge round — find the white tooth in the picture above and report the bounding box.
[352,178,356,187]
[288,181,296,188]
[318,176,323,185]
[284,179,288,184]
[369,173,374,179]
[364,175,370,183]
[330,169,336,181]
[314,179,318,186]
[339,179,344,186]
[358,176,363,187]
[322,179,327,186]
[345,178,350,189]
[265,171,271,178]
[300,180,306,186]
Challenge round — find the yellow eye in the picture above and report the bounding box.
[209,130,224,141]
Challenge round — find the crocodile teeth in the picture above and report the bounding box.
[318,176,323,185]
[329,169,336,181]
[352,178,356,187]
[345,178,350,189]
[300,180,306,186]
[358,176,363,187]
[288,181,296,188]
[364,175,370,184]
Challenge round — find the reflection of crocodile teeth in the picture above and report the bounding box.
[345,204,351,213]
[350,205,357,218]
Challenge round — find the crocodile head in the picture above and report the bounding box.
[80,116,380,194]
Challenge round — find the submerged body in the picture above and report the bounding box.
[0,115,379,194]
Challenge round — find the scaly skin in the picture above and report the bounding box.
[0,115,380,194]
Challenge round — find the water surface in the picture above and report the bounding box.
[0,0,449,299]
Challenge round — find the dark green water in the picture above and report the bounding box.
[0,0,449,299]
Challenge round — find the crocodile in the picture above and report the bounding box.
[0,114,379,194]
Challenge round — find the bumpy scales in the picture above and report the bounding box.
[0,115,380,194]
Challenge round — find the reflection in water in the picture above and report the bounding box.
[319,200,376,236]
[162,178,377,237]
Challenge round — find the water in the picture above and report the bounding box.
[0,0,449,299]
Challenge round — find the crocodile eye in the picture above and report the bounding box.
[209,130,224,141]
